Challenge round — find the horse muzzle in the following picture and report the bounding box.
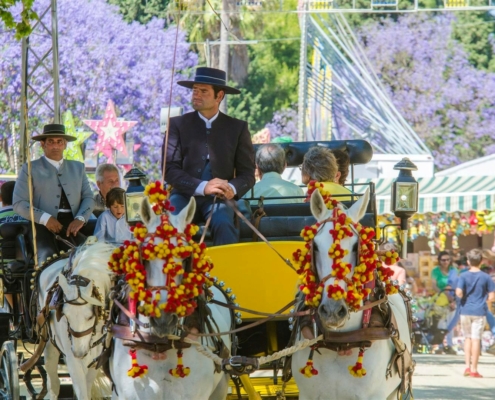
[318,299,349,329]
[150,313,178,338]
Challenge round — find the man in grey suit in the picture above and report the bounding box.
[13,124,95,263]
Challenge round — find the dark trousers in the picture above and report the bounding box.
[32,213,86,265]
[170,193,239,246]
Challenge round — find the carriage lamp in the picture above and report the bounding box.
[124,167,147,225]
[391,158,419,259]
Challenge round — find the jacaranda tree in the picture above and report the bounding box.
[0,0,197,177]
[359,13,495,170]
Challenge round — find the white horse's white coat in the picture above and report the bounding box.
[293,190,412,400]
[38,243,114,400]
[110,198,231,400]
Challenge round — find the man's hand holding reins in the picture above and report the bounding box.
[46,217,63,233]
[66,219,84,237]
[205,178,234,199]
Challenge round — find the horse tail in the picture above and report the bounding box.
[91,369,112,400]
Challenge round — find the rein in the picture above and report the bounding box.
[226,199,297,272]
[179,299,302,337]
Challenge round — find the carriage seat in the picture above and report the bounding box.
[253,139,373,168]
[0,222,33,272]
[193,196,376,244]
[239,199,376,242]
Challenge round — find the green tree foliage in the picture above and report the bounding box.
[228,0,300,132]
[0,0,38,39]
[452,11,495,72]
[108,0,170,24]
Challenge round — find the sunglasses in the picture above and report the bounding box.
[440,259,451,262]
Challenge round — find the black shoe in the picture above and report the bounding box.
[444,346,457,355]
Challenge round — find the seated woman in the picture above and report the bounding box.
[301,146,353,201]
[331,148,350,186]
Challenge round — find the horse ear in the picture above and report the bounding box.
[347,188,370,223]
[80,283,104,307]
[141,197,153,225]
[178,196,196,226]
[310,190,328,222]
[58,273,70,294]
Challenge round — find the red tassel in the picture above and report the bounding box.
[169,349,190,378]
[127,349,148,378]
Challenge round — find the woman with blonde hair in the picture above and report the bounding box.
[301,146,353,201]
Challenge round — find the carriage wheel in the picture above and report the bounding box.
[0,341,20,400]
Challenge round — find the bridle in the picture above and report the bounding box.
[62,274,102,339]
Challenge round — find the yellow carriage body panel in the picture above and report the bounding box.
[207,242,301,319]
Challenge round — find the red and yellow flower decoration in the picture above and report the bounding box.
[109,182,213,319]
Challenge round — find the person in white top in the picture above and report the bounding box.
[94,188,132,244]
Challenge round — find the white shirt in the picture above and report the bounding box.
[94,210,133,244]
[194,111,236,196]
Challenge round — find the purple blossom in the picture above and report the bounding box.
[0,0,197,176]
[265,107,298,141]
[358,13,495,170]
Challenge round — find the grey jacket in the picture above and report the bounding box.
[13,157,95,223]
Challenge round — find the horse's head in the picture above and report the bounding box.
[140,195,197,338]
[57,243,114,358]
[309,188,370,331]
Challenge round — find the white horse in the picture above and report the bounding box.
[38,242,114,400]
[109,197,232,400]
[293,189,413,400]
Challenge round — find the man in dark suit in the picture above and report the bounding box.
[13,124,95,263]
[165,67,255,245]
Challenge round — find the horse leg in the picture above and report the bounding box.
[64,353,90,400]
[208,373,228,400]
[85,367,98,399]
[44,341,61,400]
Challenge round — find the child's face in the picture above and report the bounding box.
[110,202,125,219]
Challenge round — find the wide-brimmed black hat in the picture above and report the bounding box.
[177,67,240,95]
[31,123,76,142]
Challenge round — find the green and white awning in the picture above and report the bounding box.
[352,176,495,214]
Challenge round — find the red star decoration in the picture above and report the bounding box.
[83,100,137,161]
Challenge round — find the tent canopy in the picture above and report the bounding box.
[353,176,495,214]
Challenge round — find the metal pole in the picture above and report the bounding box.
[297,1,308,142]
[19,37,29,167]
[51,0,60,123]
[401,229,408,260]
[205,39,211,67]
[219,0,229,113]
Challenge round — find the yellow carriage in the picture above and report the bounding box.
[200,139,382,399]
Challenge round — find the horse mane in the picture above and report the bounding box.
[71,242,116,294]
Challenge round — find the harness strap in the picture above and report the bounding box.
[200,196,217,244]
[112,324,191,350]
[180,299,298,337]
[20,310,49,373]
[209,298,312,318]
[226,199,297,272]
[323,327,391,344]
[113,298,150,328]
[69,323,95,338]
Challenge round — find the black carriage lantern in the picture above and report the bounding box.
[391,157,419,258]
[123,167,147,225]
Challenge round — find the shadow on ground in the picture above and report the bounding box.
[413,387,494,400]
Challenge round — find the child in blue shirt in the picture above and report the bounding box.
[94,187,132,244]
[456,248,495,378]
